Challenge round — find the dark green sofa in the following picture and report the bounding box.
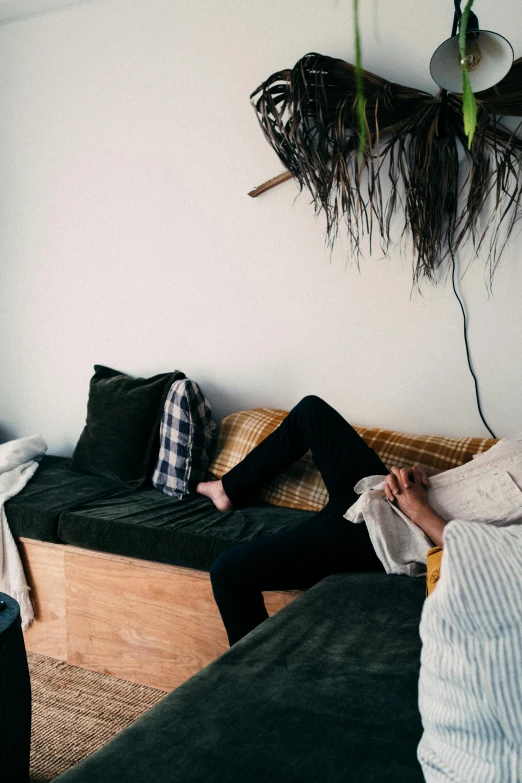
[7,455,312,567]
[8,455,426,782]
[54,572,425,783]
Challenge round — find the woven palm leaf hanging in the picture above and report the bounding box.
[250,52,522,285]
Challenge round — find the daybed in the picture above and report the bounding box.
[52,517,522,783]
[8,398,495,691]
[5,369,500,780]
[53,572,427,783]
[9,454,307,688]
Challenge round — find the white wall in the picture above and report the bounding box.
[0,0,103,25]
[0,0,521,454]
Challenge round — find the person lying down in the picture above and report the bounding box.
[196,396,521,645]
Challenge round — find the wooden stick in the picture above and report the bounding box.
[248,171,293,197]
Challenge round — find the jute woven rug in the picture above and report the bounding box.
[28,651,167,782]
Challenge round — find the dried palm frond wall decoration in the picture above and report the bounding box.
[250,53,522,286]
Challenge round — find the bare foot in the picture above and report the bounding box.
[196,479,234,511]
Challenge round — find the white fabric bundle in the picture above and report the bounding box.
[0,433,47,629]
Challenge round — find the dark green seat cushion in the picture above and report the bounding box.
[6,456,132,543]
[57,491,313,570]
[54,572,426,783]
[72,365,185,488]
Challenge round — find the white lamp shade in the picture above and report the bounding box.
[430,31,514,93]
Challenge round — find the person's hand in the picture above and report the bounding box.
[384,465,431,522]
[384,465,430,499]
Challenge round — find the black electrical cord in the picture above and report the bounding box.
[450,249,497,438]
[447,4,493,436]
[452,2,460,35]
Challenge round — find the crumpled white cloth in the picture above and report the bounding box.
[345,476,431,576]
[345,432,522,577]
[0,433,47,629]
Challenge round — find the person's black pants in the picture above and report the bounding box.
[211,395,388,646]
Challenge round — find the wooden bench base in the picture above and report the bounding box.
[17,538,300,691]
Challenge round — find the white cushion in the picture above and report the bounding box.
[418,519,522,783]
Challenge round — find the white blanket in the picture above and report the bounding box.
[0,433,47,629]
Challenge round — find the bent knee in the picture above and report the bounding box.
[298,394,327,412]
[210,544,252,588]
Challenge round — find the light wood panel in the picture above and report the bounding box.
[19,539,300,691]
[65,551,229,690]
[263,589,298,615]
[17,539,67,660]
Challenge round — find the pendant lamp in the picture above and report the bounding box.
[430,3,513,93]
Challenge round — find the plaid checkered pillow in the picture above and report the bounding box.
[152,379,217,499]
[208,408,497,512]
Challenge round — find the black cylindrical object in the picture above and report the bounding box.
[0,592,31,783]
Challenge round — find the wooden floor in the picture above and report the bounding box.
[18,538,300,691]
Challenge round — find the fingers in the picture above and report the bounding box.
[402,467,413,488]
[384,472,398,501]
[412,465,430,487]
[385,465,430,503]
[385,468,404,501]
[393,466,412,489]
[384,473,398,502]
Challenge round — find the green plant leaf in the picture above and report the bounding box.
[459,0,477,148]
[353,0,366,154]
[462,70,477,148]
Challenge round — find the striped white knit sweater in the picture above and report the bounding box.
[418,520,522,782]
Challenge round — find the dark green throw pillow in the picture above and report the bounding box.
[72,365,185,488]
